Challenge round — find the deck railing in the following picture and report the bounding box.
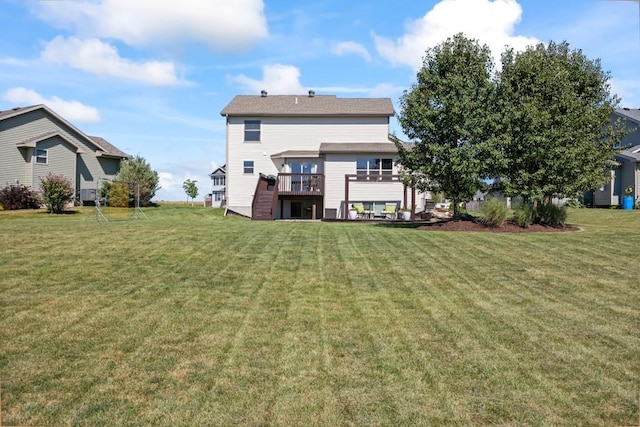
[277,173,324,196]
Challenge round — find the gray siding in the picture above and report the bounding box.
[1,108,122,193]
[32,136,77,192]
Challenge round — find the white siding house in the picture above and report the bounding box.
[221,92,419,219]
[0,104,127,202]
[209,164,226,208]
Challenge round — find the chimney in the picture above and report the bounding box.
[308,90,315,97]
[260,90,267,97]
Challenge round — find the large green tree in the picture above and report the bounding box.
[495,41,626,205]
[396,33,497,216]
[115,155,160,206]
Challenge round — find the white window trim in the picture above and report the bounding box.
[35,148,48,165]
[243,160,254,174]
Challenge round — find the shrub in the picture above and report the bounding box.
[0,184,41,210]
[514,203,534,228]
[480,197,509,227]
[564,198,585,209]
[534,203,568,227]
[108,182,130,207]
[40,173,74,214]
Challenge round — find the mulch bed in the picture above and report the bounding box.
[417,216,580,233]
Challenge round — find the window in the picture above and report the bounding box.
[212,176,225,186]
[243,160,254,174]
[244,120,261,142]
[356,158,393,178]
[214,192,223,201]
[35,148,48,164]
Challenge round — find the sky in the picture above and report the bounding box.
[1,0,639,201]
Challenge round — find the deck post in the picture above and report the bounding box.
[344,175,350,219]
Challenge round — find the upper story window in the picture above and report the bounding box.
[244,120,261,142]
[35,148,48,164]
[243,160,254,174]
[356,158,393,177]
[212,176,225,186]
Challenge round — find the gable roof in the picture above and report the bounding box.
[16,131,86,153]
[220,94,394,117]
[0,104,128,159]
[615,108,640,124]
[617,144,640,162]
[210,164,226,176]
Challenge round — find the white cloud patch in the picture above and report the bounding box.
[332,41,372,62]
[373,0,538,70]
[41,36,180,86]
[33,0,268,51]
[232,64,306,95]
[610,78,640,108]
[2,87,101,123]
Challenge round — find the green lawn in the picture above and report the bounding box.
[1,206,638,426]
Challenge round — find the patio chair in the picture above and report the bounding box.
[382,203,397,219]
[352,203,368,219]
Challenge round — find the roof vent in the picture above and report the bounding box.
[260,90,267,97]
[308,90,315,97]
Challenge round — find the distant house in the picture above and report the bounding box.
[588,108,640,207]
[209,164,226,208]
[0,104,128,203]
[221,91,424,220]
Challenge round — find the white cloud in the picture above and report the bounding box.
[40,36,180,86]
[610,78,640,108]
[2,87,101,123]
[232,64,306,94]
[332,41,372,62]
[33,0,268,51]
[373,0,538,70]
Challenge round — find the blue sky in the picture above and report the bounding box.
[1,0,639,201]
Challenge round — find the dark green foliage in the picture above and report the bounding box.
[535,203,568,227]
[495,41,626,203]
[396,33,497,217]
[39,172,74,214]
[0,185,40,210]
[115,155,160,206]
[480,198,509,227]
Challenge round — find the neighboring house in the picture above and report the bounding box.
[588,108,640,207]
[209,164,226,208]
[0,104,128,203]
[221,91,421,220]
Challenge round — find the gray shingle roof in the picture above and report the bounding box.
[89,136,129,158]
[220,94,394,117]
[615,108,640,123]
[617,144,640,162]
[319,142,402,154]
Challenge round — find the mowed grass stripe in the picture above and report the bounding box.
[1,206,638,425]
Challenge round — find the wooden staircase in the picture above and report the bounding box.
[251,174,279,220]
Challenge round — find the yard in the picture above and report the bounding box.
[0,206,638,426]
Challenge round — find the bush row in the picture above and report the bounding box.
[481,198,568,228]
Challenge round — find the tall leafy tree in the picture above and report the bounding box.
[495,41,626,205]
[115,155,160,206]
[396,33,497,216]
[183,179,198,205]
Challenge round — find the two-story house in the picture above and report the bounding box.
[0,104,128,203]
[209,164,226,208]
[221,91,420,220]
[589,108,640,207]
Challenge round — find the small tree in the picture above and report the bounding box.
[182,179,199,206]
[40,172,74,214]
[115,155,160,206]
[396,33,497,217]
